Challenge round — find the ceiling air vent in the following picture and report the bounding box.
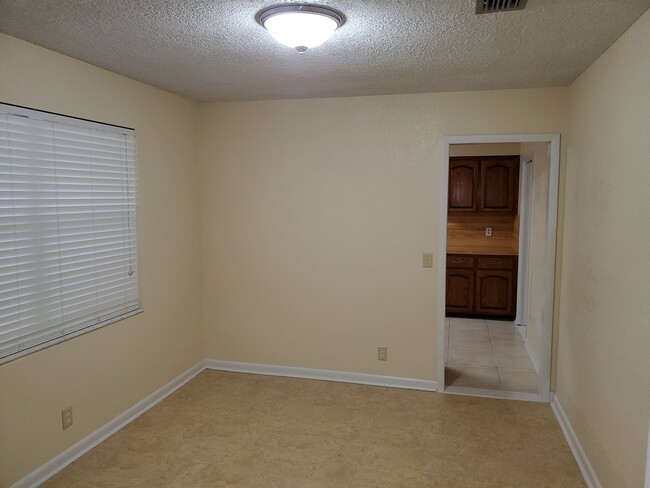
[476,0,528,14]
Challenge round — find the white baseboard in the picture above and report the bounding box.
[204,359,438,392]
[550,393,601,488]
[11,361,205,488]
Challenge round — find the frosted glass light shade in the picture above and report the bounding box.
[259,5,343,52]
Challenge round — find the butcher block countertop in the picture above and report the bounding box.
[447,214,519,257]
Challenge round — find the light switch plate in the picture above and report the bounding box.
[422,253,433,268]
[62,407,73,430]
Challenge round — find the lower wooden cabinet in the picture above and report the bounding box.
[446,254,517,317]
[446,268,474,313]
[475,270,515,315]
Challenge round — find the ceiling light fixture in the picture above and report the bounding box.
[257,4,344,54]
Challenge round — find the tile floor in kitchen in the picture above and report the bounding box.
[444,317,539,393]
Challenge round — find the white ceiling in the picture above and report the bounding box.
[0,0,648,102]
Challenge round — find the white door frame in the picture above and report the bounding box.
[436,134,560,402]
[515,155,534,330]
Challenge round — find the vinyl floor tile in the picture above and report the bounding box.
[447,348,497,367]
[449,337,494,352]
[40,371,584,488]
[495,353,535,370]
[492,340,530,357]
[498,367,540,392]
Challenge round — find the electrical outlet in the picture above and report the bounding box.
[62,407,73,430]
[378,346,388,361]
[422,253,433,268]
[485,227,493,237]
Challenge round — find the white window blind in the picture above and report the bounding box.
[0,104,140,363]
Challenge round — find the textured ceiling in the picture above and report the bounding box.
[0,0,648,101]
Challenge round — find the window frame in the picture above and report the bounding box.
[0,102,142,365]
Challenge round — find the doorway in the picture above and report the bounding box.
[436,134,560,402]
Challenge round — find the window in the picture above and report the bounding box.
[0,103,140,364]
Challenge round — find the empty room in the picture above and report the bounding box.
[0,1,649,487]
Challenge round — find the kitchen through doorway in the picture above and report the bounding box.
[436,135,560,402]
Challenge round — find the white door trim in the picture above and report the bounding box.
[436,134,561,402]
[645,416,650,488]
[516,155,533,329]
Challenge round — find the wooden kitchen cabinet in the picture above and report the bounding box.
[475,270,516,315]
[448,159,479,212]
[448,156,519,215]
[479,158,519,213]
[446,268,474,313]
[446,254,517,317]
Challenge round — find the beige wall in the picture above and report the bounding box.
[449,143,520,157]
[558,9,650,488]
[198,89,568,381]
[0,35,203,486]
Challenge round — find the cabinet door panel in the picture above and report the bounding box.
[446,269,474,313]
[479,158,519,213]
[475,270,515,315]
[448,159,479,212]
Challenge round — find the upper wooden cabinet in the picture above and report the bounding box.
[449,156,519,214]
[448,159,479,212]
[479,158,519,213]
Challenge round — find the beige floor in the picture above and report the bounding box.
[42,370,584,488]
[445,318,539,393]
